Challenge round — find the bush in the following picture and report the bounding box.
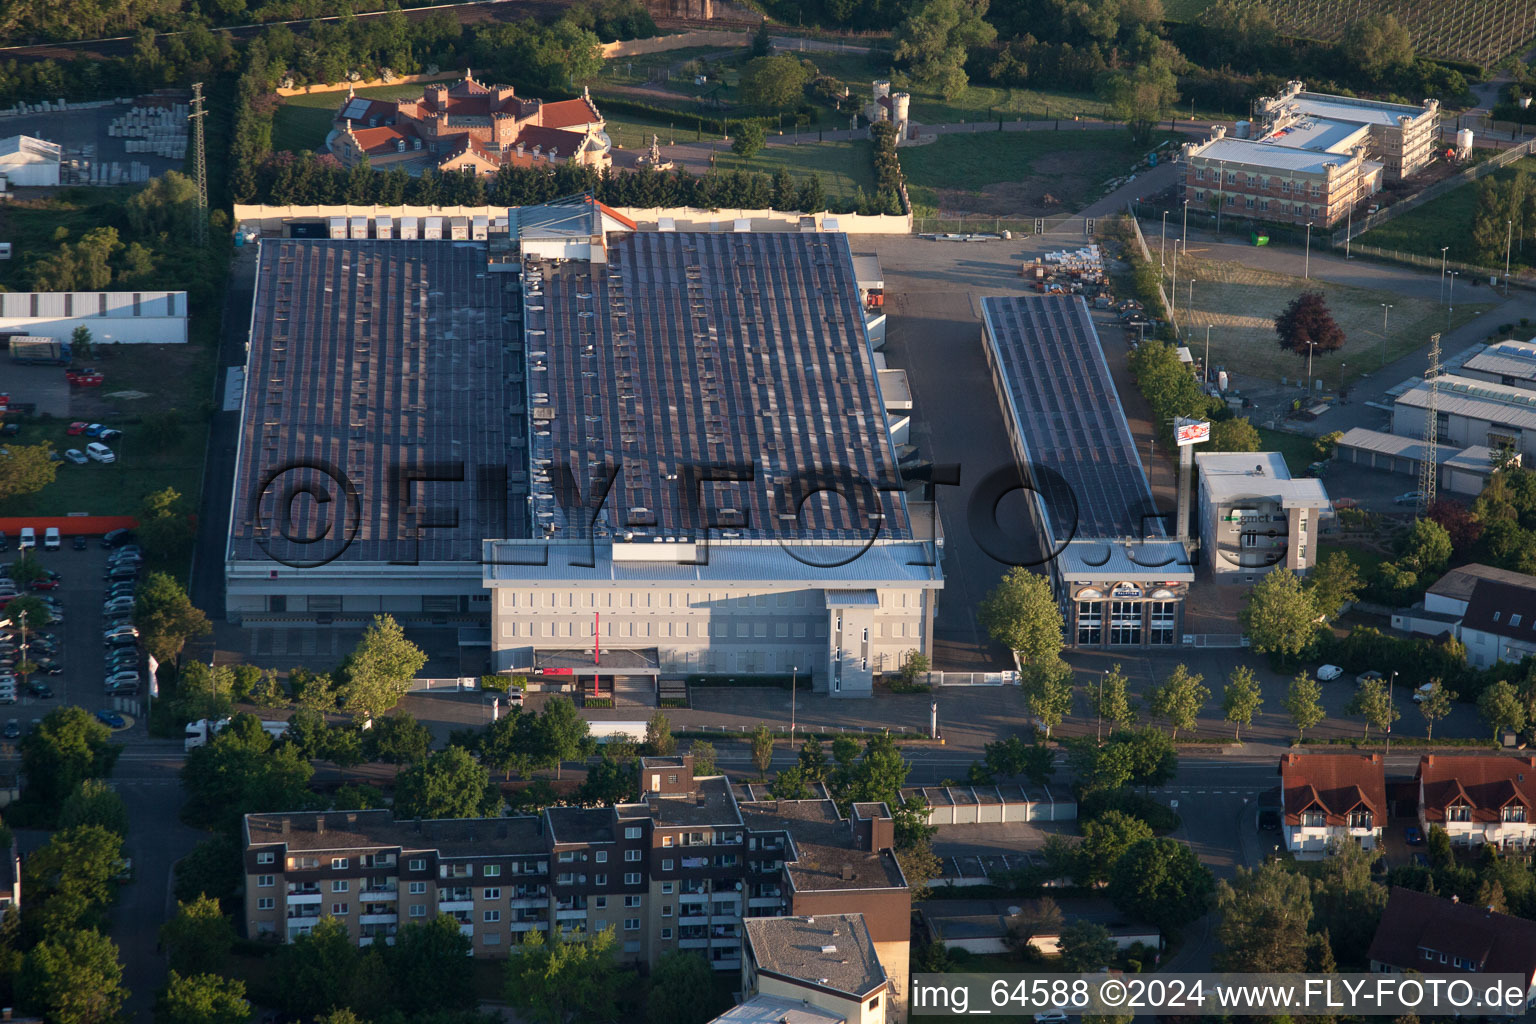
[584,697,615,709]
[1078,789,1179,833]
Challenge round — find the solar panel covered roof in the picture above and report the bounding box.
[981,294,1164,544]
[229,240,526,565]
[524,231,910,542]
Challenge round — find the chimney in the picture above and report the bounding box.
[280,818,290,835]
[1425,754,1435,765]
[315,815,325,834]
[839,864,855,881]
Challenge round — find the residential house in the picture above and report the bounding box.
[1278,753,1387,854]
[1417,755,1536,850]
[741,914,890,1024]
[1460,578,1536,668]
[1368,886,1536,1010]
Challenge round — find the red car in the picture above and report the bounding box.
[28,577,61,591]
[65,369,104,388]
[66,421,90,435]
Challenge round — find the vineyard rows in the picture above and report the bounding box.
[1165,0,1536,66]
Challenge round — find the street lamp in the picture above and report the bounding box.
[790,664,798,742]
[1096,670,1106,744]
[1440,246,1449,304]
[1305,338,1317,393]
[1161,209,1168,266]
[1205,325,1213,384]
[1380,303,1392,370]
[1506,218,1514,297]
[1171,240,1182,323]
[1182,198,1189,251]
[1386,671,1397,756]
[1188,277,1195,314]
[1448,271,1460,329]
[1304,221,1314,279]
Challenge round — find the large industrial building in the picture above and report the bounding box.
[1182,81,1440,228]
[226,201,940,695]
[980,294,1192,649]
[1195,452,1330,580]
[0,290,186,344]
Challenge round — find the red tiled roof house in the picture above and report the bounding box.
[1417,755,1536,851]
[329,72,610,176]
[1367,886,1536,1010]
[1278,752,1387,855]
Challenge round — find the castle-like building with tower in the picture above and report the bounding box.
[864,80,912,144]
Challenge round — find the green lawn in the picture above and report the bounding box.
[1256,427,1320,476]
[710,139,876,202]
[1358,158,1536,269]
[1318,541,1387,579]
[272,83,433,154]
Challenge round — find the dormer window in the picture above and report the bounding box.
[1448,805,1471,822]
[1503,806,1527,823]
[1512,614,1523,628]
[1349,810,1373,829]
[1302,810,1325,827]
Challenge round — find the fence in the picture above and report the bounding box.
[1340,243,1533,292]
[275,70,457,98]
[1332,137,1536,247]
[911,213,1086,237]
[1125,201,1180,337]
[918,671,1021,686]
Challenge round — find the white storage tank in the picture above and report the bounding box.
[328,217,347,239]
[471,214,488,240]
[1456,128,1474,158]
[423,216,443,240]
[375,215,393,240]
[449,216,469,240]
[399,216,419,240]
[349,216,368,239]
[1234,120,1251,139]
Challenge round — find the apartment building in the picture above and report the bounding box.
[1417,755,1536,849]
[1278,752,1387,855]
[1255,81,1440,180]
[241,756,908,989]
[1183,126,1381,229]
[1369,887,1536,1010]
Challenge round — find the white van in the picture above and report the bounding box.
[85,442,115,463]
[17,527,34,550]
[43,527,60,550]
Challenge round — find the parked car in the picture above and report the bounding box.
[1356,670,1384,685]
[26,680,52,698]
[1404,826,1424,845]
[72,534,88,550]
[104,635,138,650]
[101,529,135,549]
[85,442,115,464]
[0,531,7,552]
[1035,1012,1071,1024]
[31,659,62,675]
[1413,683,1436,703]
[62,449,87,465]
[95,710,125,729]
[28,575,61,591]
[84,423,114,438]
[104,671,140,688]
[1317,664,1343,681]
[1,720,18,739]
[0,691,15,706]
[111,544,142,559]
[43,527,59,551]
[105,682,139,697]
[102,616,134,632]
[1395,491,1424,505]
[105,583,137,600]
[103,625,139,640]
[102,597,135,615]
[66,421,89,436]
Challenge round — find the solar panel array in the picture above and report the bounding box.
[982,295,1163,543]
[230,240,525,565]
[525,231,910,542]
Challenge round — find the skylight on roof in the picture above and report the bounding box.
[342,98,371,121]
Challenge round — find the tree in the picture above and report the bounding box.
[1004,898,1062,955]
[20,706,121,813]
[730,118,767,159]
[896,837,943,901]
[1339,11,1413,79]
[1241,568,1319,663]
[899,649,930,686]
[1221,665,1264,741]
[769,764,815,800]
[173,835,243,907]
[1285,671,1326,741]
[536,697,591,780]
[503,928,623,1024]
[24,825,123,935]
[1214,861,1312,971]
[155,971,249,1024]
[249,670,288,709]
[70,325,93,359]
[1477,679,1527,740]
[750,724,775,778]
[1118,727,1178,791]
[1416,679,1456,740]
[645,950,723,1024]
[688,739,717,777]
[797,738,826,782]
[3,593,51,631]
[750,18,772,57]
[159,895,235,976]
[137,486,196,561]
[134,572,213,666]
[893,0,997,99]
[1075,810,1153,887]
[1067,735,1135,794]
[1057,919,1117,972]
[1146,664,1209,740]
[393,746,500,820]
[1309,552,1362,622]
[644,712,676,756]
[18,928,128,1024]
[1095,55,1179,145]
[180,725,315,834]
[1108,837,1214,938]
[739,55,809,108]
[1023,658,1074,738]
[58,779,129,838]
[364,712,432,764]
[1208,416,1261,453]
[979,567,1064,664]
[1347,674,1399,740]
[1275,291,1346,359]
[274,918,366,1020]
[8,550,46,588]
[577,749,638,806]
[387,914,475,1017]
[0,444,57,501]
[339,615,426,722]
[1401,518,1452,576]
[292,668,339,713]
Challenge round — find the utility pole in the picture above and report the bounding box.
[1205,325,1212,384]
[1386,671,1396,756]
[1304,221,1314,279]
[1306,338,1317,393]
[1096,670,1106,744]
[1506,218,1514,296]
[789,665,798,742]
[1440,246,1449,304]
[1182,199,1189,251]
[1161,210,1168,266]
[1418,332,1442,518]
[1448,271,1459,330]
[1380,303,1392,370]
[189,82,209,247]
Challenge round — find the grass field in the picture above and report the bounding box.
[1256,426,1320,476]
[1160,0,1536,64]
[1357,158,1536,270]
[901,130,1172,216]
[1164,254,1496,388]
[708,138,876,201]
[271,83,430,154]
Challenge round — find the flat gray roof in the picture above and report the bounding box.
[1394,374,1536,432]
[1462,341,1536,384]
[980,295,1170,544]
[1196,451,1331,508]
[527,231,909,543]
[1190,137,1354,174]
[743,914,886,999]
[230,240,524,565]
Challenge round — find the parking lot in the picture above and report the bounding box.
[0,533,141,736]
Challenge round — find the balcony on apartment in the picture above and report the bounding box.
[285,910,320,925]
[510,884,548,907]
[286,883,322,905]
[679,905,707,921]
[709,925,740,940]
[360,879,398,899]
[358,923,398,947]
[360,904,398,925]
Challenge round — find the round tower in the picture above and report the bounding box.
[892,91,911,134]
[873,79,891,101]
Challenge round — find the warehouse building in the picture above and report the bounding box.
[226,206,940,695]
[0,290,186,344]
[0,134,62,187]
[1458,339,1536,392]
[980,294,1193,649]
[1334,426,1512,497]
[1195,452,1330,580]
[1390,375,1536,460]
